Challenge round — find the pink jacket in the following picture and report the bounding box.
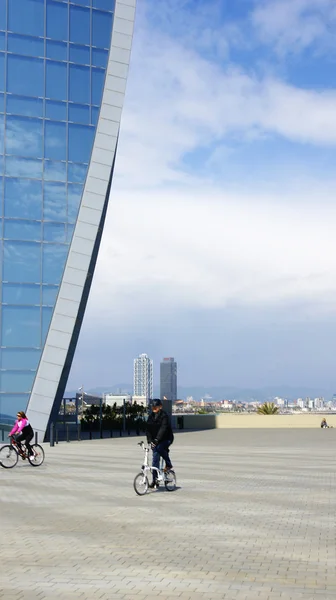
[9,418,29,436]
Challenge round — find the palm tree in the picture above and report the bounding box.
[257,402,279,415]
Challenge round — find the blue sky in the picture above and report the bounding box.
[67,0,336,393]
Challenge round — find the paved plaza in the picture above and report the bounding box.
[1,429,336,600]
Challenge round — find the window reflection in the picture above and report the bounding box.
[42,306,53,344]
[92,48,108,69]
[70,5,90,45]
[2,305,41,347]
[46,40,68,61]
[0,371,36,393]
[67,223,75,243]
[42,244,68,284]
[68,162,87,184]
[6,115,43,158]
[8,0,44,38]
[44,181,67,221]
[69,64,90,103]
[46,61,67,101]
[68,103,90,124]
[44,160,67,182]
[0,395,31,422]
[4,219,42,242]
[91,106,99,126]
[0,0,6,31]
[6,156,43,179]
[92,10,112,48]
[8,34,44,57]
[46,0,68,41]
[45,100,67,121]
[0,92,4,112]
[44,120,67,160]
[93,0,115,10]
[43,222,66,243]
[68,123,94,163]
[2,348,41,370]
[42,285,59,305]
[7,54,44,97]
[6,95,43,118]
[2,283,40,305]
[69,44,90,65]
[92,68,105,105]
[3,240,41,283]
[4,178,43,220]
[68,183,83,222]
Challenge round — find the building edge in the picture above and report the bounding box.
[26,0,137,441]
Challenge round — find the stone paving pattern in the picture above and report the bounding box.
[1,429,336,600]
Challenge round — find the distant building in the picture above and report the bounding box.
[105,394,132,408]
[160,357,177,401]
[134,354,153,402]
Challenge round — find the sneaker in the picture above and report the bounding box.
[164,466,173,472]
[148,482,158,489]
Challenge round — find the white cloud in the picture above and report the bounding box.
[252,0,336,55]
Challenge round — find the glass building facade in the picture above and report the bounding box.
[0,0,136,430]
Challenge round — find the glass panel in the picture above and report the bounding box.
[93,0,115,10]
[43,222,66,242]
[0,395,30,422]
[46,0,68,41]
[92,68,105,105]
[0,113,3,152]
[4,178,42,219]
[0,371,35,393]
[42,244,68,284]
[6,115,43,158]
[2,349,41,370]
[68,183,83,222]
[2,283,40,305]
[6,95,43,118]
[7,55,44,97]
[46,40,68,61]
[92,48,108,68]
[0,32,4,51]
[0,0,6,31]
[44,121,67,160]
[46,61,67,101]
[70,5,90,45]
[8,0,44,37]
[68,103,90,124]
[73,0,90,6]
[0,92,4,112]
[69,64,90,103]
[91,106,99,125]
[8,33,44,57]
[42,306,53,343]
[68,124,94,163]
[69,43,90,65]
[68,162,87,183]
[43,181,67,221]
[44,160,67,181]
[4,220,42,241]
[3,241,41,283]
[2,305,41,347]
[0,52,4,91]
[6,156,43,178]
[45,100,67,121]
[92,10,112,48]
[67,223,75,242]
[42,285,58,305]
[0,155,4,173]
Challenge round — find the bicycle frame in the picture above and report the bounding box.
[10,436,34,459]
[138,441,164,482]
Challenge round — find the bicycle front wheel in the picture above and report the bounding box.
[133,472,149,496]
[0,445,18,469]
[28,444,45,467]
[165,470,177,492]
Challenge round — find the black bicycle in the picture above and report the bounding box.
[0,435,45,469]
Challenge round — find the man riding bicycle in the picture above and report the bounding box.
[146,400,174,488]
[9,411,34,459]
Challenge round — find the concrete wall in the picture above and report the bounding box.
[177,413,334,430]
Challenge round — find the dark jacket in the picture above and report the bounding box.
[146,409,174,445]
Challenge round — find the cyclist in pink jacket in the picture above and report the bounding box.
[9,411,34,458]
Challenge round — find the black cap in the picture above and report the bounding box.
[152,399,163,407]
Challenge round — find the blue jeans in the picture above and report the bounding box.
[152,440,173,480]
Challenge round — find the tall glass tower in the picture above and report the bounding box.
[134,353,153,402]
[0,0,136,439]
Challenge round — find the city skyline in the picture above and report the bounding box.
[68,0,336,392]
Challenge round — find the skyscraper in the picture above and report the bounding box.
[133,353,153,402]
[160,357,177,401]
[0,0,137,440]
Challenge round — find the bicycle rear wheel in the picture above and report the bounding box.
[165,470,176,491]
[133,472,149,496]
[28,444,45,467]
[0,445,18,469]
